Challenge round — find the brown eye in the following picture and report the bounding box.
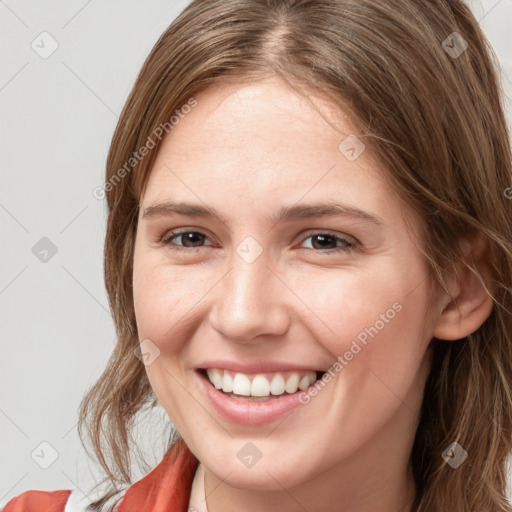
[162,230,211,248]
[301,233,357,253]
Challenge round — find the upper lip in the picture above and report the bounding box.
[196,360,325,374]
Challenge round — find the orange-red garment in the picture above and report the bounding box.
[3,440,199,512]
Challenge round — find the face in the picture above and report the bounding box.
[133,77,436,492]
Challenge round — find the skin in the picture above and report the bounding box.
[132,77,493,512]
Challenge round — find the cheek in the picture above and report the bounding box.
[288,262,422,339]
[133,254,204,352]
[284,266,431,461]
[132,255,202,425]
[288,257,432,388]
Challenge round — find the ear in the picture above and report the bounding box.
[432,233,494,341]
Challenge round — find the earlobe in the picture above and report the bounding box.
[432,234,495,341]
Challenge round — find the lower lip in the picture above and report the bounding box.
[197,371,306,425]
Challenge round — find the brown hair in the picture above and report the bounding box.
[78,0,512,510]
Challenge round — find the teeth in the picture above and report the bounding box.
[299,375,310,390]
[206,369,223,389]
[232,373,251,396]
[284,373,300,393]
[270,374,285,395]
[222,372,234,393]
[205,369,318,397]
[251,375,271,397]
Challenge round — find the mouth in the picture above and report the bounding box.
[197,368,325,402]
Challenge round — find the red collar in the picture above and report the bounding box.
[116,440,199,512]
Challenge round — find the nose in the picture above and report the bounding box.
[209,249,291,343]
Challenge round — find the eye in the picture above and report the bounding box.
[300,232,357,253]
[161,230,213,249]
[159,229,357,254]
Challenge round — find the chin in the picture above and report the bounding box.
[197,438,321,492]
[212,463,310,492]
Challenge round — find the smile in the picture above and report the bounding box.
[205,368,320,400]
[195,364,328,424]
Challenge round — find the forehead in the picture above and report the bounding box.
[160,77,360,166]
[140,77,422,241]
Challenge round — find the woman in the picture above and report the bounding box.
[4,0,512,510]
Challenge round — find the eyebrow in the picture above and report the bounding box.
[141,200,385,228]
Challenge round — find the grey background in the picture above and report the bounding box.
[1,0,511,507]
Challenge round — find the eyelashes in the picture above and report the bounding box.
[300,232,357,252]
[159,229,358,254]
